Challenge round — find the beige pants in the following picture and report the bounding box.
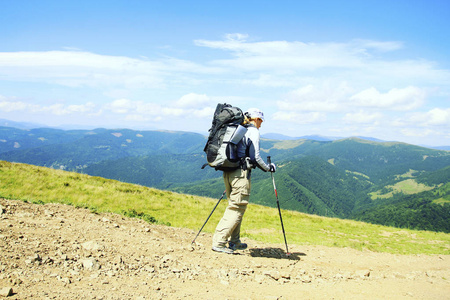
[212,168,251,248]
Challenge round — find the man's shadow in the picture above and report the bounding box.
[249,247,306,260]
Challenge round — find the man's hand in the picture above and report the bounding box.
[269,163,276,172]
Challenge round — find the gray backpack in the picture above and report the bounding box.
[202,103,248,171]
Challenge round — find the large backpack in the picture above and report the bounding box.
[202,103,248,171]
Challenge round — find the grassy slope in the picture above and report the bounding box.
[369,178,436,199]
[1,160,448,255]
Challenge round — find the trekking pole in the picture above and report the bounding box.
[267,156,290,256]
[191,190,226,244]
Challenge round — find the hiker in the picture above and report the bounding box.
[212,108,276,254]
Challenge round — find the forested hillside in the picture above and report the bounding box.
[247,156,373,217]
[306,138,450,184]
[84,153,219,189]
[1,125,449,232]
[0,126,88,153]
[354,183,450,232]
[0,127,205,170]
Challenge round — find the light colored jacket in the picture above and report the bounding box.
[237,124,270,172]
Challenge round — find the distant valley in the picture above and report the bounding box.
[0,124,449,233]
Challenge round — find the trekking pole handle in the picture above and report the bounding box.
[267,156,271,164]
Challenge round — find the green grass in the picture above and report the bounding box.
[434,198,450,205]
[1,160,449,255]
[370,178,435,199]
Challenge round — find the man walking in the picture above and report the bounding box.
[212,108,276,254]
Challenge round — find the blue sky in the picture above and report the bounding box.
[1,0,449,146]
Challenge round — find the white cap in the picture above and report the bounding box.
[246,108,265,121]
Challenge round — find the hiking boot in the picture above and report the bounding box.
[212,246,234,254]
[228,241,248,251]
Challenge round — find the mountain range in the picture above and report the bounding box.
[0,123,449,233]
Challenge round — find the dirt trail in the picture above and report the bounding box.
[0,199,449,299]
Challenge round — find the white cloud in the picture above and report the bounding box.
[192,106,215,118]
[194,35,450,94]
[67,103,95,113]
[0,99,30,112]
[276,82,354,113]
[0,99,97,116]
[174,93,210,109]
[0,51,162,88]
[224,33,249,42]
[1,51,111,67]
[351,39,404,53]
[350,86,426,111]
[400,128,437,138]
[241,73,296,87]
[0,51,217,89]
[1,38,448,95]
[426,108,450,125]
[0,93,214,129]
[106,99,135,114]
[1,34,449,146]
[272,111,326,124]
[44,104,71,116]
[343,110,382,124]
[196,41,363,71]
[103,93,215,122]
[409,108,450,126]
[194,37,405,72]
[124,114,150,122]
